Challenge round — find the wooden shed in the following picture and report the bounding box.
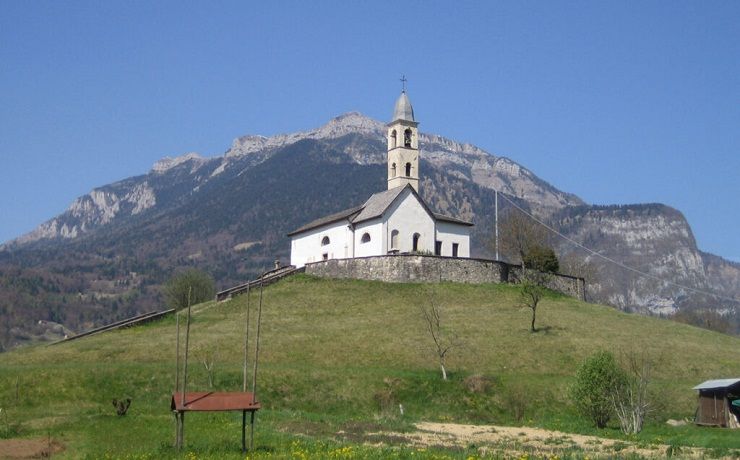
[693,378,740,428]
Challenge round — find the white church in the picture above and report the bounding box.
[288,90,473,268]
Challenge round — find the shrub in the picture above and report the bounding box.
[570,350,627,428]
[522,245,560,273]
[165,268,215,310]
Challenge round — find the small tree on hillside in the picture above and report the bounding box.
[518,269,551,333]
[570,351,627,428]
[611,351,654,434]
[165,268,215,311]
[419,292,459,380]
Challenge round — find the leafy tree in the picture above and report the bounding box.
[522,245,559,273]
[165,269,215,310]
[570,350,627,428]
[518,269,551,332]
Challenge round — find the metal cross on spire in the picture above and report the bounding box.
[400,75,407,93]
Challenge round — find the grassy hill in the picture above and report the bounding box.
[0,275,738,458]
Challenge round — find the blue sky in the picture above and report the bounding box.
[1,1,738,261]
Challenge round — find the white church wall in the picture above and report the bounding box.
[385,188,435,253]
[436,221,471,257]
[354,219,383,257]
[290,221,354,268]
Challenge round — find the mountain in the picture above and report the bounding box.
[0,113,738,349]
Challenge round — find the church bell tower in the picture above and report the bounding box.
[387,84,419,191]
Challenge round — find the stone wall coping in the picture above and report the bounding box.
[304,254,584,283]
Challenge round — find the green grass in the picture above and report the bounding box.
[1,275,739,458]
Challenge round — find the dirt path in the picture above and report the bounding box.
[370,422,715,459]
[0,438,64,459]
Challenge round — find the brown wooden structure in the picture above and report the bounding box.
[693,378,740,428]
[172,276,266,452]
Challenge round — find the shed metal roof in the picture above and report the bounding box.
[692,378,740,390]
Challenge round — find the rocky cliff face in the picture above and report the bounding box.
[0,113,737,350]
[552,204,738,316]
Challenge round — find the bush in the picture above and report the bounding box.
[165,268,215,310]
[522,245,560,273]
[570,350,627,428]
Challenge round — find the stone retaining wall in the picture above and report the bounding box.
[305,255,585,300]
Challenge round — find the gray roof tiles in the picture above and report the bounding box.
[287,184,473,236]
[351,186,408,224]
[392,91,415,122]
[434,213,474,226]
[286,205,363,236]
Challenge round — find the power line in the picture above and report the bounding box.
[495,191,740,304]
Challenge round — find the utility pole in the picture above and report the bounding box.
[495,189,499,260]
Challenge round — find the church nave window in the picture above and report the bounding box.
[412,233,421,252]
[361,233,371,244]
[390,229,399,249]
[321,236,330,246]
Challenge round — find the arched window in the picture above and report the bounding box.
[321,236,330,246]
[361,233,371,243]
[391,162,396,178]
[390,130,397,148]
[405,162,412,177]
[412,233,421,252]
[391,229,399,249]
[404,128,412,147]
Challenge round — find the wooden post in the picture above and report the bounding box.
[251,277,264,400]
[179,412,185,450]
[250,411,256,451]
[243,284,251,392]
[181,286,192,408]
[174,303,180,450]
[175,305,180,393]
[178,286,192,450]
[241,410,247,453]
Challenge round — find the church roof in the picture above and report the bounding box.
[392,91,415,122]
[434,213,474,226]
[351,185,408,223]
[286,205,363,236]
[288,184,473,236]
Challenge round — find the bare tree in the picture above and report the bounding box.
[492,208,552,268]
[419,293,459,380]
[560,252,599,285]
[611,351,653,434]
[202,351,216,389]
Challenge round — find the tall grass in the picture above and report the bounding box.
[0,275,738,457]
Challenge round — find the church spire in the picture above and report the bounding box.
[387,83,420,191]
